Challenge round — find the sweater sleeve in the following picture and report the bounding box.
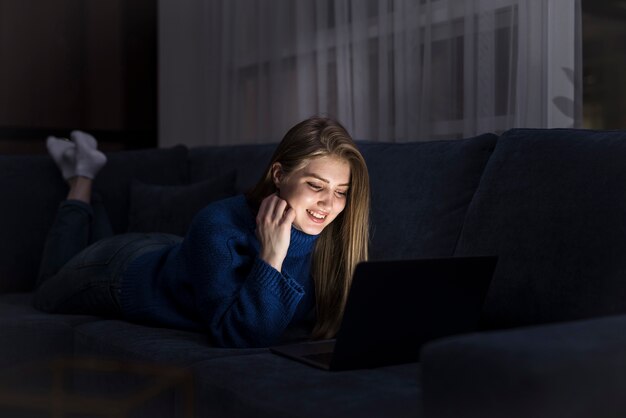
[179,209,305,348]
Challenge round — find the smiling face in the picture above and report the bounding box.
[272,155,351,235]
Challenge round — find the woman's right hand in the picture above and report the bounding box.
[255,193,296,272]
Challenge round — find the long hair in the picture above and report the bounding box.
[247,116,370,339]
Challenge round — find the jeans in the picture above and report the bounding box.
[33,199,182,317]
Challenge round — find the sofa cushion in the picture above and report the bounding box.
[0,155,66,292]
[0,296,80,369]
[454,128,626,329]
[191,353,421,418]
[359,134,497,260]
[94,145,190,234]
[73,320,266,366]
[188,144,277,194]
[127,171,237,237]
[421,314,626,418]
[0,145,189,293]
[0,293,98,327]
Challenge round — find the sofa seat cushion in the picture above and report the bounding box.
[0,293,98,326]
[360,134,497,260]
[0,294,91,370]
[0,318,75,369]
[455,128,626,329]
[191,353,421,418]
[0,293,98,370]
[421,314,626,418]
[73,320,267,366]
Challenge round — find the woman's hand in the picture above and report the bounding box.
[255,193,296,272]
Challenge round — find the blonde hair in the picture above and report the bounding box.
[247,116,370,339]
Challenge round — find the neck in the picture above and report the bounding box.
[287,226,318,257]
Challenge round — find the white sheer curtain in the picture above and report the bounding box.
[159,0,582,147]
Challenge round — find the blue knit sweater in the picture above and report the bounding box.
[119,195,319,348]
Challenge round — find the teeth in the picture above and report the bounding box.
[307,209,327,220]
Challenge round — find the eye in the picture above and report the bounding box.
[335,190,348,198]
[307,182,323,191]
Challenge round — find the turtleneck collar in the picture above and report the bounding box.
[288,225,318,257]
[242,194,319,258]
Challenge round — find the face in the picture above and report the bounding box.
[273,155,351,235]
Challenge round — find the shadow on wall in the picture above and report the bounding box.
[553,67,576,127]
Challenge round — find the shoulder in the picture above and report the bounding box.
[190,194,256,236]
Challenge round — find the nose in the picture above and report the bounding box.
[317,189,334,212]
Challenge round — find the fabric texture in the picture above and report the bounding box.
[73,320,266,366]
[455,128,626,329]
[120,195,319,348]
[0,155,67,292]
[188,144,276,193]
[35,231,181,317]
[127,171,237,236]
[37,198,113,288]
[360,133,497,260]
[191,353,421,418]
[93,145,189,234]
[0,146,189,293]
[421,313,626,418]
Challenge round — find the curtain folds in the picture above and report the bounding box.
[159,0,582,147]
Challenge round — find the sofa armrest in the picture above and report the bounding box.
[421,314,626,418]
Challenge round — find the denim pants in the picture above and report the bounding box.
[33,199,182,317]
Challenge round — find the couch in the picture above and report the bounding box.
[1,128,626,417]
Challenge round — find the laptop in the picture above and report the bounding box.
[270,256,497,371]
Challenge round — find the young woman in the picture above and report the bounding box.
[34,116,370,348]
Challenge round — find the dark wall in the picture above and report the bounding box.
[0,0,157,153]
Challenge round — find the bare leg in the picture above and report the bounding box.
[67,176,93,204]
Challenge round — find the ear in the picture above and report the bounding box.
[271,162,283,188]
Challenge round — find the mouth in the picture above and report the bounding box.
[306,209,328,224]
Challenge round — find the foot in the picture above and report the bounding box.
[71,130,107,179]
[46,136,76,180]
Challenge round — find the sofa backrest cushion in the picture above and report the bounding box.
[93,145,189,234]
[188,144,277,194]
[0,145,189,293]
[359,134,498,260]
[189,136,497,261]
[127,170,237,237]
[454,128,626,329]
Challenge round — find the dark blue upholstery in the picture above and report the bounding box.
[455,129,626,330]
[421,313,626,418]
[127,171,237,236]
[3,129,626,417]
[94,145,190,233]
[0,155,67,292]
[73,320,266,366]
[0,146,189,292]
[191,353,421,418]
[360,134,497,260]
[188,143,277,193]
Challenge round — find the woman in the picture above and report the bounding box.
[34,116,370,348]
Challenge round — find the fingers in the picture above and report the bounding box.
[256,194,274,224]
[258,193,291,226]
[256,194,294,272]
[272,199,289,223]
[283,206,296,224]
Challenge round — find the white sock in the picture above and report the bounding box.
[46,136,76,180]
[72,131,107,179]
